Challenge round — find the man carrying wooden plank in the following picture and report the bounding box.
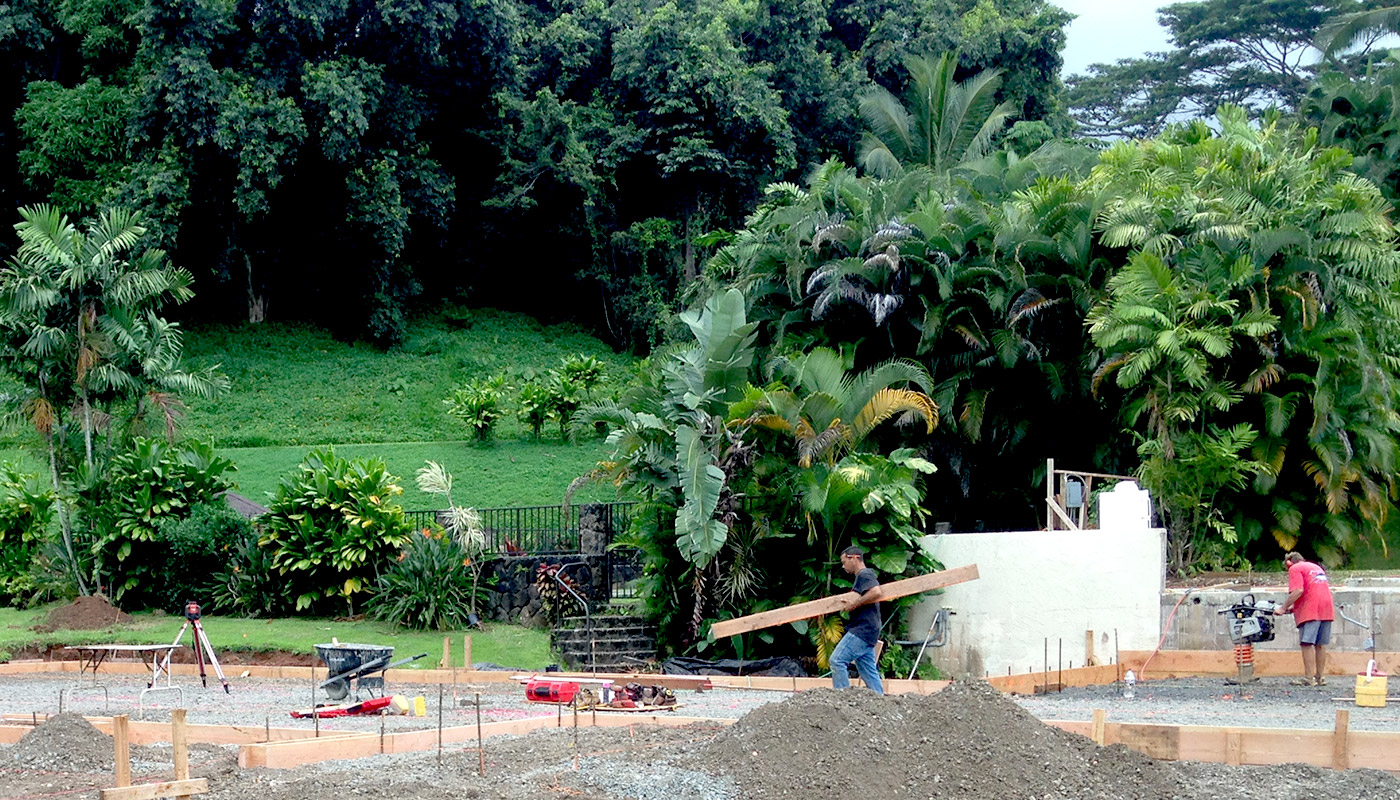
[829,546,884,695]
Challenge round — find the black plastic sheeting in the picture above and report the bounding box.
[662,656,808,677]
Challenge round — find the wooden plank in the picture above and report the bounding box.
[1051,719,1400,773]
[1334,709,1349,770]
[1091,709,1106,745]
[1121,650,1400,678]
[100,778,208,800]
[1113,723,1180,759]
[710,564,979,638]
[113,715,131,788]
[3,714,322,746]
[987,664,1119,695]
[171,710,188,782]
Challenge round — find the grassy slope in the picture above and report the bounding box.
[154,306,634,508]
[0,605,554,667]
[180,307,636,447]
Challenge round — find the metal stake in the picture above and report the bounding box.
[476,692,485,777]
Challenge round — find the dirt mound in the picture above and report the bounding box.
[36,596,132,632]
[5,714,114,772]
[697,680,1178,799]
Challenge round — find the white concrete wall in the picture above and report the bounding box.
[909,527,1166,678]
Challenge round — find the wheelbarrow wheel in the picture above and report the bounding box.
[325,677,350,701]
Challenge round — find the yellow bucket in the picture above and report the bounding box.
[1355,663,1388,708]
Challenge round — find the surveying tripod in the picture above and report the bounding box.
[158,601,230,693]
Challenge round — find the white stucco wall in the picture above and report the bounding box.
[909,527,1166,678]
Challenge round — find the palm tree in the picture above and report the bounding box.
[857,52,1016,178]
[1316,6,1400,58]
[0,205,221,594]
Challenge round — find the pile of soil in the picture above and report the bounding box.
[698,680,1177,799]
[695,681,1400,800]
[35,596,132,632]
[4,714,115,772]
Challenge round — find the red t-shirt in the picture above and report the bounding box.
[1288,560,1335,623]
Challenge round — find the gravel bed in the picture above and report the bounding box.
[0,672,786,731]
[1012,676,1400,731]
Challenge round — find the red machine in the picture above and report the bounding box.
[525,679,581,704]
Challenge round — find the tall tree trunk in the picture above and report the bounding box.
[81,392,93,469]
[682,212,697,282]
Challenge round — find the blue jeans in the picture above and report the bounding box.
[830,631,884,694]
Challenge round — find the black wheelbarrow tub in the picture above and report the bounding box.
[315,643,395,676]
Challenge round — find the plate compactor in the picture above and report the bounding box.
[1218,593,1280,684]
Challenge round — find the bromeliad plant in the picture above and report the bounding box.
[258,448,415,613]
[369,526,493,630]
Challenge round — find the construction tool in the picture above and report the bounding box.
[158,601,230,694]
[1218,594,1279,684]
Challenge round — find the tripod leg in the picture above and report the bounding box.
[158,622,191,687]
[194,620,231,693]
[194,626,208,688]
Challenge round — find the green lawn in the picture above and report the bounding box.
[0,605,554,668]
[180,307,637,448]
[225,439,618,509]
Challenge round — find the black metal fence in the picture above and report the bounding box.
[406,502,643,599]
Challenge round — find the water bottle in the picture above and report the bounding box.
[1123,669,1136,699]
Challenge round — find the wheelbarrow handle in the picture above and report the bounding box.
[384,652,430,670]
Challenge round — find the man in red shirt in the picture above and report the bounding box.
[1275,551,1335,686]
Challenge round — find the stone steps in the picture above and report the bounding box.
[553,614,657,671]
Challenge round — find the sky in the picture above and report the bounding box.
[1054,0,1173,76]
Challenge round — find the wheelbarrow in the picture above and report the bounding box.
[314,643,429,701]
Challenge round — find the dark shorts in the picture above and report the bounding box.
[1299,620,1332,646]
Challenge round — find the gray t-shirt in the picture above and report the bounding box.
[846,567,882,645]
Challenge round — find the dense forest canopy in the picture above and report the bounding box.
[0,0,1071,347]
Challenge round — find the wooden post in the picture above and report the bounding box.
[113,714,131,788]
[441,636,451,669]
[1334,709,1350,770]
[1085,630,1097,667]
[1091,709,1106,746]
[1226,730,1242,766]
[463,635,472,671]
[172,709,189,782]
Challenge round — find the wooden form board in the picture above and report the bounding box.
[1121,650,1400,678]
[3,714,323,745]
[1047,716,1400,773]
[710,564,979,638]
[100,779,208,800]
[986,664,1120,695]
[237,713,730,769]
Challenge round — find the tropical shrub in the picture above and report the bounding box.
[0,465,56,606]
[368,528,493,630]
[150,501,255,612]
[210,530,297,618]
[444,378,504,442]
[257,448,415,613]
[516,380,551,440]
[78,438,236,606]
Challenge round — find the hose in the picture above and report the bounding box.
[1140,588,1193,679]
